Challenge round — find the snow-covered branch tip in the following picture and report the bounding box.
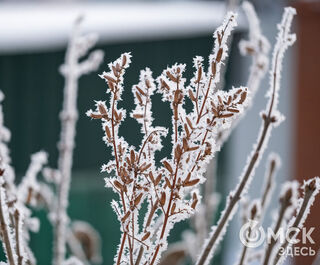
[217,0,271,146]
[240,1,270,83]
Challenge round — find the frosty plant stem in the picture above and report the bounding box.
[0,92,50,265]
[215,1,270,147]
[54,16,103,265]
[195,14,235,125]
[14,209,23,265]
[260,155,277,211]
[262,182,298,265]
[0,176,16,265]
[180,3,271,261]
[238,201,260,265]
[196,7,297,265]
[0,18,102,265]
[272,178,320,265]
[238,155,279,265]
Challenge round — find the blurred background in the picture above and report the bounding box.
[0,0,319,264]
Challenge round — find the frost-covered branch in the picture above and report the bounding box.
[87,11,251,265]
[0,174,17,265]
[18,152,48,207]
[237,200,260,265]
[217,1,271,146]
[272,178,320,265]
[54,16,104,265]
[237,154,280,265]
[195,7,296,265]
[0,93,48,265]
[260,154,279,213]
[262,181,299,265]
[0,15,102,265]
[182,3,271,261]
[0,91,15,191]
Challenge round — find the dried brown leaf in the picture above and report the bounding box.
[103,75,116,83]
[155,174,162,186]
[163,161,173,174]
[166,71,178,82]
[136,86,146,96]
[105,126,111,138]
[184,178,200,187]
[141,231,151,241]
[216,48,223,62]
[165,177,172,189]
[188,89,196,102]
[114,180,123,191]
[121,211,130,222]
[160,192,166,206]
[186,117,193,130]
[134,193,143,206]
[133,114,144,119]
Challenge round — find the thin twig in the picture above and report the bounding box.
[238,155,278,265]
[272,179,319,265]
[54,17,103,265]
[14,210,23,265]
[0,177,16,265]
[261,156,277,210]
[195,76,273,265]
[262,191,292,265]
[238,203,259,265]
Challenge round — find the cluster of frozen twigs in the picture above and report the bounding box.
[86,2,319,265]
[0,2,319,265]
[0,17,103,265]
